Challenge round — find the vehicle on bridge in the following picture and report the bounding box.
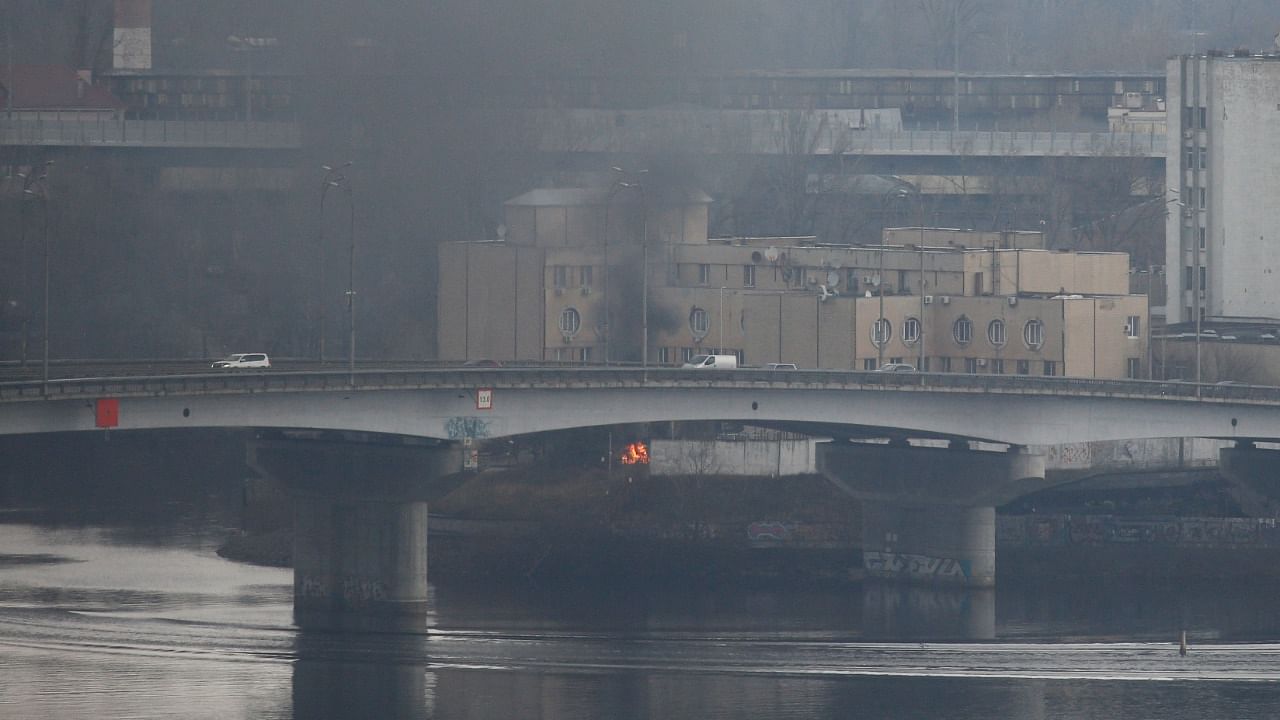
[211,353,271,370]
[683,354,738,369]
[875,362,916,373]
[766,362,798,370]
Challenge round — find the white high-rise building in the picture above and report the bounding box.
[1165,53,1280,325]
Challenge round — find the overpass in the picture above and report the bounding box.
[5,366,1278,630]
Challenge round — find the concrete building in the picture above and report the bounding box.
[1165,52,1280,326]
[438,188,1149,379]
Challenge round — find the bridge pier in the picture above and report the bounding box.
[818,441,1046,588]
[248,434,466,632]
[1219,442,1280,516]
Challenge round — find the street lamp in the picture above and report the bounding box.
[318,162,351,362]
[226,35,279,125]
[719,286,726,353]
[21,161,52,386]
[342,176,356,385]
[611,167,648,366]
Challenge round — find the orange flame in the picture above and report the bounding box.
[619,441,649,465]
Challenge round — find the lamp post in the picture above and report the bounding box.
[877,241,885,369]
[343,177,356,385]
[318,162,350,362]
[611,167,648,366]
[719,286,726,353]
[952,1,960,135]
[22,161,52,386]
[601,179,628,365]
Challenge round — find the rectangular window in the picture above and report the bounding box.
[1198,147,1207,169]
[990,358,1004,374]
[1017,359,1030,375]
[897,270,909,293]
[921,357,930,372]
[1199,187,1207,209]
[974,271,985,295]
[1184,266,1193,291]
[939,357,952,372]
[658,347,671,364]
[553,265,568,288]
[1126,357,1141,379]
[682,347,696,363]
[1185,148,1195,169]
[1043,361,1056,376]
[579,265,592,287]
[743,265,756,287]
[846,269,859,294]
[580,347,592,363]
[1199,266,1206,291]
[863,358,877,370]
[1199,227,1206,249]
[890,357,903,364]
[791,267,807,289]
[698,264,711,284]
[1198,107,1207,129]
[1125,315,1141,338]
[964,358,979,373]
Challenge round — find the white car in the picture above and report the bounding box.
[212,353,271,370]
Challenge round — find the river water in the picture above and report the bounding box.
[3,457,1280,718]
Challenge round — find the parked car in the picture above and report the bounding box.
[212,353,270,369]
[462,358,503,368]
[874,362,916,372]
[765,362,798,370]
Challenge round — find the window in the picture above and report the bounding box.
[897,270,909,293]
[964,357,979,373]
[987,319,1007,347]
[1198,187,1206,209]
[991,358,1004,374]
[1199,266,1206,291]
[1023,319,1045,350]
[698,264,711,285]
[1198,107,1207,129]
[938,357,952,372]
[558,307,581,337]
[871,318,892,347]
[846,269,859,294]
[1017,359,1030,375]
[1199,227,1206,249]
[553,265,568,288]
[863,358,878,370]
[890,356,903,364]
[1184,266,1193,291]
[580,347,592,363]
[921,358,930,372]
[743,265,756,287]
[579,265,593,287]
[953,316,973,346]
[1185,148,1195,169]
[1043,360,1056,376]
[902,317,921,345]
[1198,147,1207,169]
[1126,357,1141,379]
[689,307,709,337]
[790,267,807,288]
[1125,315,1141,338]
[658,347,671,364]
[682,347,696,363]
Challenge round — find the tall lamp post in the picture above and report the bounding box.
[21,162,52,386]
[343,176,356,385]
[611,167,648,366]
[318,162,350,362]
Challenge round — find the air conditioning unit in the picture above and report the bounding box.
[1183,130,1194,140]
[1008,296,1018,306]
[939,296,951,305]
[923,295,934,305]
[561,334,572,344]
[554,287,565,296]
[976,358,988,367]
[1182,208,1194,219]
[581,286,591,296]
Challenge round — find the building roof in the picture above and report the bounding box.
[505,187,712,208]
[0,66,126,110]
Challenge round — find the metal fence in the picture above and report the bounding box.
[0,117,301,148]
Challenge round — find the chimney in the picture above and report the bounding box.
[113,0,152,70]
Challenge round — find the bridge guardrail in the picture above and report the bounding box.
[2,365,1277,404]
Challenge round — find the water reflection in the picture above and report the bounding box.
[293,631,434,720]
[862,581,995,640]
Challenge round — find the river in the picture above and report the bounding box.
[3,443,1280,718]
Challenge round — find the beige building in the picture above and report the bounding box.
[438,187,1149,379]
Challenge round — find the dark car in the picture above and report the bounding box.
[462,359,503,368]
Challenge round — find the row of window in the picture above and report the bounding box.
[863,357,1061,376]
[871,316,1048,350]
[552,265,593,288]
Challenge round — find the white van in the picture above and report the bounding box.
[682,354,738,369]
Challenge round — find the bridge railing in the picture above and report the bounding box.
[0,117,302,148]
[2,364,1277,404]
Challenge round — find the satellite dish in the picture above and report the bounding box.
[827,270,840,286]
[496,224,507,240]
[764,246,780,263]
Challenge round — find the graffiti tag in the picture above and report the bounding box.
[445,416,492,440]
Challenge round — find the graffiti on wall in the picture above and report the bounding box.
[999,515,1280,549]
[864,551,970,581]
[445,416,492,440]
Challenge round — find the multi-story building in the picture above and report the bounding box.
[1165,52,1280,325]
[438,187,1149,379]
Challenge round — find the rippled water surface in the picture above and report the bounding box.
[4,517,1280,719]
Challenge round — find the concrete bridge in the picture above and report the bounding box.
[4,367,1277,630]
